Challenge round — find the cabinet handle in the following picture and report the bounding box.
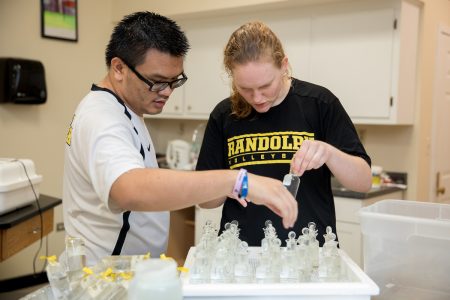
[436,172,446,196]
[31,227,41,234]
[187,105,192,111]
[174,105,179,110]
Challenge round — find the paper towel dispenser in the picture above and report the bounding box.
[0,58,47,104]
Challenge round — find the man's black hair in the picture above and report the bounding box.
[105,11,189,67]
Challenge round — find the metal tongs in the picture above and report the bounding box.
[283,173,301,198]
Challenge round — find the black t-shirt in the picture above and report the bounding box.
[196,78,371,246]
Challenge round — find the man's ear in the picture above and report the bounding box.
[110,57,126,81]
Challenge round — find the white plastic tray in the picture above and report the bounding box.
[181,247,379,300]
[0,158,42,214]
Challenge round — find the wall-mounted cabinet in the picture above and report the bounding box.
[149,19,232,120]
[308,0,420,124]
[145,0,421,124]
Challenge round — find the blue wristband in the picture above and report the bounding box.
[232,169,248,200]
[239,172,248,199]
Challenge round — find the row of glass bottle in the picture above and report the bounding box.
[189,220,343,284]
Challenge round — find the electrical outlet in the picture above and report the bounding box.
[56,222,65,232]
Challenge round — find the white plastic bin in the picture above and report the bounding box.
[0,158,42,214]
[359,199,450,300]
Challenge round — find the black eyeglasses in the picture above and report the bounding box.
[121,58,187,92]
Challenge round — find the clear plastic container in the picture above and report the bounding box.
[359,199,450,300]
[128,259,182,300]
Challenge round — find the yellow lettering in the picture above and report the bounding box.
[261,154,265,160]
[282,135,292,150]
[66,127,72,146]
[228,141,235,156]
[270,136,281,150]
[245,137,258,152]
[235,139,244,155]
[282,153,287,159]
[258,137,270,151]
[271,153,276,159]
[292,136,304,150]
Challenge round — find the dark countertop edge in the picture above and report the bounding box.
[0,194,62,229]
[332,186,403,199]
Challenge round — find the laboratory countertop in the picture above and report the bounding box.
[332,185,404,199]
[0,194,62,229]
[331,171,406,199]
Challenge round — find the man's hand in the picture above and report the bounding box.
[243,173,298,229]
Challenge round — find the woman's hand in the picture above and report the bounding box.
[291,140,331,176]
[290,140,372,192]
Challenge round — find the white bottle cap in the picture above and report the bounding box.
[371,165,383,175]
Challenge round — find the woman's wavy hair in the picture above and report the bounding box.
[224,21,287,118]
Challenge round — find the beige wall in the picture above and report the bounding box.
[415,0,450,200]
[0,0,449,279]
[0,0,113,279]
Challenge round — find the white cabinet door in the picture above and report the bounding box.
[336,221,363,266]
[183,20,231,117]
[181,11,312,119]
[309,1,420,124]
[267,12,311,82]
[309,7,395,120]
[160,85,184,116]
[153,18,235,120]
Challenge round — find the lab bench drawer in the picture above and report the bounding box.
[0,208,54,261]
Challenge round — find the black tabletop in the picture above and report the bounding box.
[0,194,62,229]
[332,185,403,199]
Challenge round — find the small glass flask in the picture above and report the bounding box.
[64,236,86,284]
[65,236,86,272]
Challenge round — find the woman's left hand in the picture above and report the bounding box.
[290,140,331,176]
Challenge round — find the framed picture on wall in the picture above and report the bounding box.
[41,0,78,42]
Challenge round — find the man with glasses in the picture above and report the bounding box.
[63,11,298,265]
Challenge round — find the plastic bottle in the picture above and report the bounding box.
[371,165,383,188]
[128,259,182,300]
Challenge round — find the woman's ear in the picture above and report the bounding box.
[282,56,289,73]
